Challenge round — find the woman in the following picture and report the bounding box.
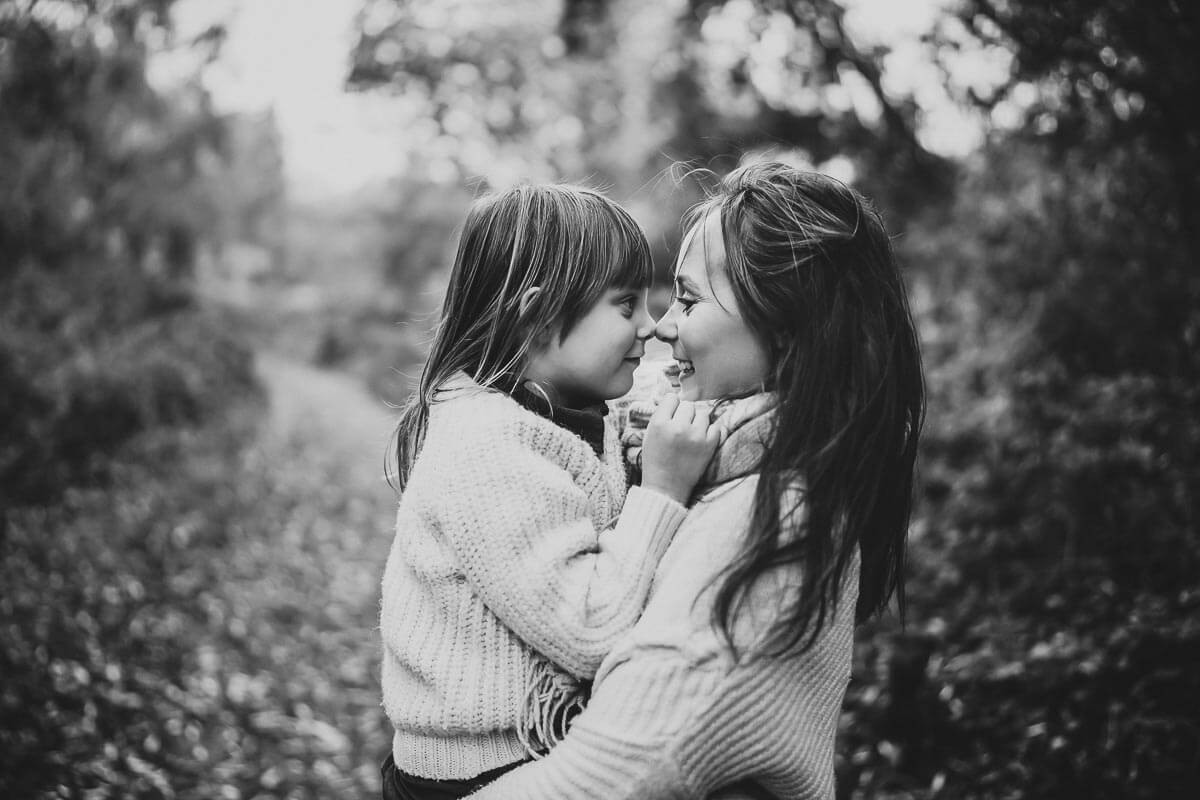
[469,162,926,799]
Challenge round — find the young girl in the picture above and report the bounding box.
[379,184,719,799]
[467,162,926,799]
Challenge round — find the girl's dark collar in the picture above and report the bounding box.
[510,384,608,456]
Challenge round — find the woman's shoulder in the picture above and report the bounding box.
[693,470,805,520]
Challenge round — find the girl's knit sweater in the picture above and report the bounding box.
[468,394,859,800]
[380,373,688,780]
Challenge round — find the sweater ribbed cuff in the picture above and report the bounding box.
[392,727,529,780]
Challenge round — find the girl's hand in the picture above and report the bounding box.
[639,395,721,505]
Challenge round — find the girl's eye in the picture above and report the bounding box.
[618,296,637,318]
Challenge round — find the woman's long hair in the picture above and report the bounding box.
[392,183,653,490]
[697,162,926,656]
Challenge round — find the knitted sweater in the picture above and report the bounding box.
[380,373,688,780]
[468,395,859,800]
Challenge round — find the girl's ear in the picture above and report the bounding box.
[518,286,542,319]
[518,286,556,351]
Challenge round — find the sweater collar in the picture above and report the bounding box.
[436,372,608,456]
[509,383,609,458]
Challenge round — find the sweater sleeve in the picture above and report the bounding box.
[464,653,724,800]
[464,479,852,800]
[434,419,687,679]
[465,622,849,800]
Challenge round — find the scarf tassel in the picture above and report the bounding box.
[516,658,590,759]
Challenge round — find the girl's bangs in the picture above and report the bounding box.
[604,213,654,289]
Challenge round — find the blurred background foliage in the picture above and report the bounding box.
[2,0,1198,797]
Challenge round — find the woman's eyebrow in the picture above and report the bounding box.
[675,274,701,294]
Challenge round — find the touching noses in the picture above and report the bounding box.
[654,302,678,343]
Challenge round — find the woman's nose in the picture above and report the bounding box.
[654,304,678,342]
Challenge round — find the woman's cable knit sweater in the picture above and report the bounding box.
[379,373,688,780]
[468,394,859,800]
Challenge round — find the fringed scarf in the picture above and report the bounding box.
[516,658,590,758]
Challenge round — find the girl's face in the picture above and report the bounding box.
[656,214,770,401]
[524,287,654,408]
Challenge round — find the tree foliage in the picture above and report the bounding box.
[943,0,1200,374]
[347,0,951,217]
[831,3,1200,796]
[0,0,249,505]
[0,0,222,280]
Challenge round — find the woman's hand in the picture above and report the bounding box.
[639,395,722,505]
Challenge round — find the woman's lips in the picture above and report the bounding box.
[663,362,681,388]
[664,360,693,388]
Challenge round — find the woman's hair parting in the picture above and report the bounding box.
[696,161,926,657]
[391,183,653,490]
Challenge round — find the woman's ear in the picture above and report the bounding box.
[518,286,542,319]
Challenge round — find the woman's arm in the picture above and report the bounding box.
[465,478,853,800]
[466,619,848,800]
[465,652,719,800]
[466,646,830,800]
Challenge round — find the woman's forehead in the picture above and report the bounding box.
[674,211,725,283]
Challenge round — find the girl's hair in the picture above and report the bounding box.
[692,162,926,656]
[392,183,653,490]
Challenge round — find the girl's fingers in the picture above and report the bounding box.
[672,400,695,424]
[706,425,724,447]
[651,394,679,423]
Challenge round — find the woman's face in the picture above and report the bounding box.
[655,213,770,401]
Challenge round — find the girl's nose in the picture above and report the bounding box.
[654,304,678,343]
[635,306,655,341]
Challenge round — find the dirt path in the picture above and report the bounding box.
[210,350,402,795]
[249,347,399,644]
[254,351,396,487]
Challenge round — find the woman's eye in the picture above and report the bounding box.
[675,296,697,315]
